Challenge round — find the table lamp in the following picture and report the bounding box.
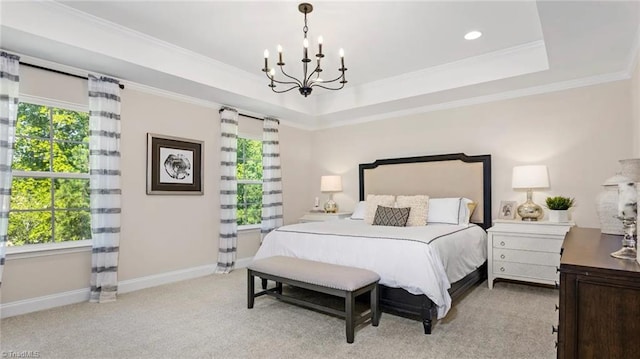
[512,165,549,221]
[320,175,342,213]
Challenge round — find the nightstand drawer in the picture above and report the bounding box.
[493,248,560,267]
[493,261,559,281]
[492,235,562,253]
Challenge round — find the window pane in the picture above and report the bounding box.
[55,210,91,242]
[12,137,51,171]
[54,178,90,209]
[8,211,52,246]
[10,177,51,210]
[237,138,262,180]
[237,183,262,225]
[16,103,50,139]
[52,108,89,142]
[52,141,89,173]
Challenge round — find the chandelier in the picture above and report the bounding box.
[262,2,347,97]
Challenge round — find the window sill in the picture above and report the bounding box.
[5,240,93,260]
[238,224,261,232]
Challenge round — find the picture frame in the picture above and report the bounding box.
[147,133,204,195]
[498,200,517,220]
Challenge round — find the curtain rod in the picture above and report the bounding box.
[218,108,263,121]
[20,62,125,90]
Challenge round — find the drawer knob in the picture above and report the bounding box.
[554,281,559,289]
[500,241,505,246]
[500,254,505,259]
[555,341,558,349]
[500,267,505,272]
[556,266,560,273]
[555,304,559,311]
[552,325,559,334]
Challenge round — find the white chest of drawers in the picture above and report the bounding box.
[487,220,573,289]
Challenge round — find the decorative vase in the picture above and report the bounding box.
[548,210,569,223]
[596,174,631,234]
[619,158,640,182]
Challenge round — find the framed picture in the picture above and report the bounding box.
[498,200,517,220]
[147,133,204,195]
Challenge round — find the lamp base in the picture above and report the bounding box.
[517,200,544,221]
[324,199,338,213]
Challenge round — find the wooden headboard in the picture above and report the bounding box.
[358,153,492,229]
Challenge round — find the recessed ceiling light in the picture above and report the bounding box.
[464,31,482,40]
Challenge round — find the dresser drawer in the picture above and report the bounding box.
[492,234,562,253]
[493,261,559,281]
[493,248,560,267]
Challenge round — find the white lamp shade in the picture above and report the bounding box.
[320,175,342,192]
[512,165,550,189]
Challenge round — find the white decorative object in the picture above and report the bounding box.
[619,158,640,182]
[548,210,569,223]
[596,174,631,234]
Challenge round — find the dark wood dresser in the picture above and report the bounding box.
[558,228,640,358]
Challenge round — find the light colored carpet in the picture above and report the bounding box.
[1,269,557,359]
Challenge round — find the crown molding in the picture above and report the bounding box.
[625,24,640,77]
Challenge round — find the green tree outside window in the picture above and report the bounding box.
[237,138,262,226]
[8,103,91,246]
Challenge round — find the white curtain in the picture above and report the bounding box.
[261,117,283,239]
[216,107,238,274]
[88,75,122,303]
[0,52,19,289]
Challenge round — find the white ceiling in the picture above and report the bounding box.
[1,1,639,129]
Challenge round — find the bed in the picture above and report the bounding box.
[254,153,492,334]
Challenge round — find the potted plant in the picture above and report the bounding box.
[545,196,575,223]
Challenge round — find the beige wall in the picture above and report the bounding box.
[2,66,312,304]
[632,55,640,157]
[310,81,633,228]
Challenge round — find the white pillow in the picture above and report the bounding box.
[364,194,395,224]
[351,201,367,220]
[396,195,429,226]
[427,198,462,224]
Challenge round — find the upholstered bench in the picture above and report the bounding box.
[247,256,380,343]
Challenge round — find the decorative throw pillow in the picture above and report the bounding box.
[465,201,477,223]
[396,195,430,226]
[372,206,410,227]
[365,194,395,224]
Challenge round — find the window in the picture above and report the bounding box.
[8,102,91,246]
[237,137,262,226]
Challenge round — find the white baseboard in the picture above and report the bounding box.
[1,288,90,319]
[0,256,254,318]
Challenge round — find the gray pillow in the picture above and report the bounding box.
[372,206,410,227]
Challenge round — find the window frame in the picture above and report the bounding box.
[8,95,92,249]
[237,133,262,231]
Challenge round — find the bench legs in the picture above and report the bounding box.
[247,270,255,309]
[346,292,354,343]
[248,269,379,344]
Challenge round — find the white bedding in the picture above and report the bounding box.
[254,220,487,319]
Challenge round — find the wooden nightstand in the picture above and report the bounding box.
[487,219,574,289]
[299,212,351,223]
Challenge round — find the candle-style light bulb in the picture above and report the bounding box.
[339,48,345,69]
[339,48,344,58]
[263,49,269,71]
[277,45,283,64]
[269,68,275,79]
[318,36,323,56]
[303,38,309,60]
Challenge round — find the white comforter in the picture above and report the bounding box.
[254,220,487,319]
